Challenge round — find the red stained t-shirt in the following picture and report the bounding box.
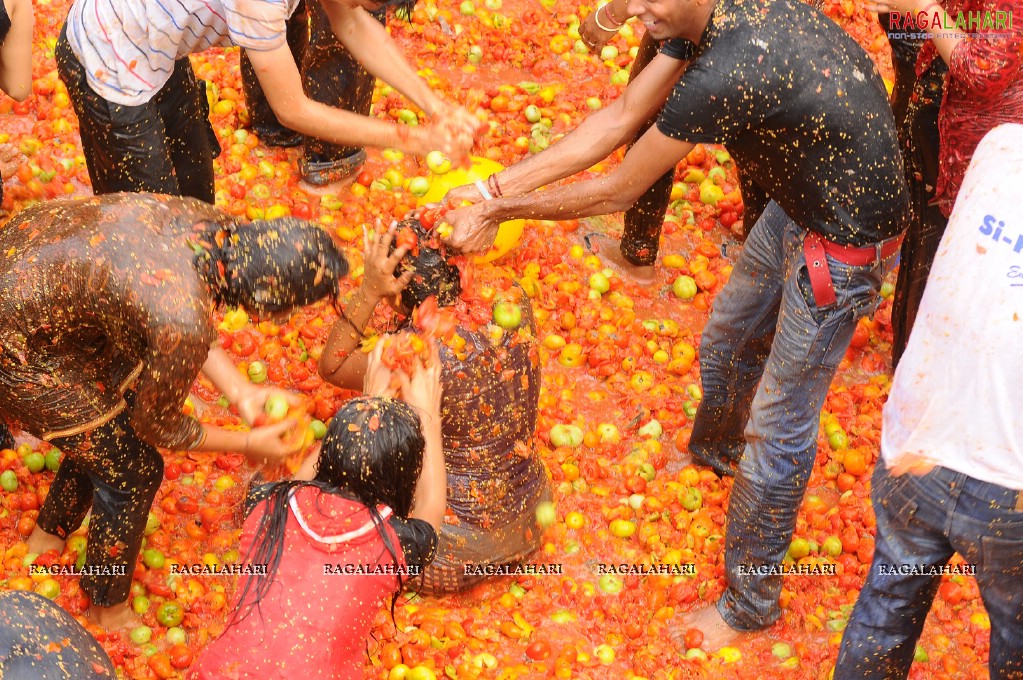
[190,487,436,679]
[916,0,1023,215]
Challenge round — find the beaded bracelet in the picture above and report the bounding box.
[488,173,504,198]
[604,2,624,26]
[594,5,622,32]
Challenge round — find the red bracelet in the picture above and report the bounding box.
[604,2,624,26]
[488,173,504,198]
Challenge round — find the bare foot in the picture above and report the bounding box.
[88,602,140,632]
[27,526,66,556]
[676,603,750,652]
[584,233,657,285]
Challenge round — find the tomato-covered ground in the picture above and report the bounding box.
[0,1,994,679]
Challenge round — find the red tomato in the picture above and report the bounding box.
[525,640,552,661]
[419,207,447,231]
[683,628,704,649]
[230,332,257,357]
[395,226,419,255]
[164,462,181,481]
[148,653,176,679]
[176,496,200,515]
[168,644,194,669]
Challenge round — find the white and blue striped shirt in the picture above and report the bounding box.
[66,0,302,105]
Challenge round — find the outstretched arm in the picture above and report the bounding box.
[442,53,687,252]
[318,224,413,389]
[445,122,694,253]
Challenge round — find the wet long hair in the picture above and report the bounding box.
[231,397,426,625]
[198,217,348,317]
[391,218,461,312]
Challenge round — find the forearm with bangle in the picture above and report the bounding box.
[595,0,626,32]
[321,288,380,377]
[190,425,252,456]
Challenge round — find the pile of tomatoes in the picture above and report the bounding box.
[0,0,995,679]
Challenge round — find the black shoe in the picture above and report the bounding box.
[299,150,367,186]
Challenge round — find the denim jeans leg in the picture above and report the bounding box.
[947,479,1023,679]
[689,201,790,475]
[834,464,953,679]
[718,218,891,630]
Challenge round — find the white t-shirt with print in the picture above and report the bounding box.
[882,123,1023,491]
[66,0,302,106]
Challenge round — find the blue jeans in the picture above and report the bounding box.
[689,201,894,630]
[835,464,1023,679]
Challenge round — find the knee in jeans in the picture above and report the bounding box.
[131,451,165,498]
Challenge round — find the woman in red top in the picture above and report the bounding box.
[871,0,1023,360]
[190,353,444,679]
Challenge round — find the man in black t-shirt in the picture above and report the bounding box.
[443,0,909,646]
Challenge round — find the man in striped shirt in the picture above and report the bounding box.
[56,0,476,202]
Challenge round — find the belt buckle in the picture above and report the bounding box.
[1016,491,1023,512]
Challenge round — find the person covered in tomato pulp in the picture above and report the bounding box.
[0,590,117,679]
[0,192,347,630]
[441,0,910,646]
[835,125,1023,679]
[191,352,445,679]
[319,218,552,593]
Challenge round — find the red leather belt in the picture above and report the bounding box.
[803,231,904,308]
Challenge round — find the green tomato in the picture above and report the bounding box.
[672,275,698,300]
[822,536,843,558]
[534,501,556,528]
[35,579,60,599]
[44,450,61,472]
[638,419,663,439]
[588,272,610,294]
[788,538,811,560]
[0,470,18,492]
[406,177,430,197]
[144,512,161,536]
[684,169,706,184]
[132,595,151,615]
[699,180,725,206]
[264,394,290,421]
[678,486,703,511]
[247,360,268,384]
[597,573,623,594]
[156,601,184,628]
[397,108,419,126]
[492,301,523,330]
[524,105,542,123]
[23,452,46,473]
[165,626,187,646]
[426,150,452,175]
[309,419,328,440]
[828,429,848,451]
[610,69,630,86]
[549,424,583,448]
[129,626,153,645]
[142,549,165,570]
[771,642,792,660]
